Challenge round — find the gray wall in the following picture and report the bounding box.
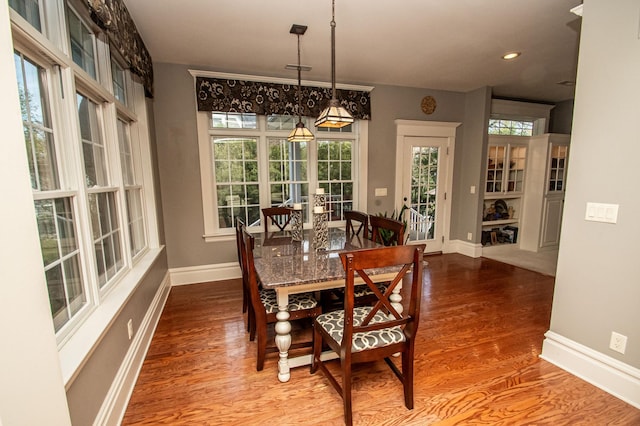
[152,64,478,267]
[549,99,574,134]
[546,0,639,367]
[154,63,238,268]
[65,251,168,425]
[367,85,466,215]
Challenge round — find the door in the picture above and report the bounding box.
[401,136,449,252]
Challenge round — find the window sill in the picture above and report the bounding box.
[58,246,165,388]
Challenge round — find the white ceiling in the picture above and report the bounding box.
[123,0,582,103]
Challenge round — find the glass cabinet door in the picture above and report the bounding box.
[507,145,527,192]
[486,145,505,193]
[548,144,568,192]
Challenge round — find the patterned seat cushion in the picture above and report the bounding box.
[353,282,389,298]
[260,289,319,314]
[315,306,406,352]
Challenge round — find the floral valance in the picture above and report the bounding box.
[195,77,371,120]
[85,0,154,98]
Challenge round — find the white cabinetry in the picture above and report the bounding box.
[482,136,528,244]
[519,134,570,251]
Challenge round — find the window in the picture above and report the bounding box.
[9,0,42,31]
[197,111,368,240]
[11,3,159,354]
[67,5,97,79]
[317,139,353,220]
[488,119,533,136]
[15,51,88,332]
[77,93,125,288]
[118,119,147,256]
[111,59,127,104]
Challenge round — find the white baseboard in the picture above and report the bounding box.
[445,239,483,258]
[94,271,172,426]
[169,261,241,286]
[541,331,640,409]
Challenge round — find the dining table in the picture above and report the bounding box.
[252,227,403,383]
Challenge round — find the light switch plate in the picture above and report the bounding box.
[375,188,387,197]
[585,202,619,224]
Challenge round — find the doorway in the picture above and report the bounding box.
[394,120,460,253]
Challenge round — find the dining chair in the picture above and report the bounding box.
[344,210,369,240]
[235,217,253,335]
[370,215,406,246]
[261,206,292,235]
[241,228,322,371]
[310,244,425,426]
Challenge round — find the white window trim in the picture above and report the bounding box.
[191,70,371,242]
[10,0,162,385]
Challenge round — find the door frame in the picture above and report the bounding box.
[394,120,460,252]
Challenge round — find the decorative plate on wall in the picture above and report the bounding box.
[421,95,437,115]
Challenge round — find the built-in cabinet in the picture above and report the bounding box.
[482,136,528,244]
[520,134,570,251]
[482,134,570,250]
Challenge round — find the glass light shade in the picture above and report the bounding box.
[314,98,354,128]
[287,121,315,142]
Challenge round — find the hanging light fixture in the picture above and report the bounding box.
[314,0,354,128]
[287,24,315,142]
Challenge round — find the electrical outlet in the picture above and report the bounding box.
[127,319,134,340]
[609,331,627,354]
[467,232,473,240]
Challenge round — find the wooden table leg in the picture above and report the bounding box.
[275,290,291,382]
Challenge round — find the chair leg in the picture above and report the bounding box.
[402,349,414,409]
[310,321,322,374]
[256,321,267,371]
[249,307,256,342]
[342,360,353,426]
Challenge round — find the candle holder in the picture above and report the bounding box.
[312,192,329,249]
[291,207,303,241]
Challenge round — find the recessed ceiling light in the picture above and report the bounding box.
[502,52,521,60]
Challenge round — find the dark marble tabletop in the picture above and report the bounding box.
[253,228,382,289]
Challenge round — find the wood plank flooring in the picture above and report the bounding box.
[122,254,640,425]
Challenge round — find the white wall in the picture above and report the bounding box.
[0,3,71,424]
[542,0,640,407]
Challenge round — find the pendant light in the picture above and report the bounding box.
[314,0,354,128]
[287,24,314,142]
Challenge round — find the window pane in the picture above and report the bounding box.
[118,119,135,185]
[488,119,533,136]
[14,52,59,191]
[68,7,96,79]
[77,93,107,186]
[35,197,86,332]
[111,60,127,104]
[126,189,146,256]
[89,192,124,287]
[9,0,42,31]
[212,137,259,229]
[317,140,353,221]
[211,112,257,129]
[268,138,309,217]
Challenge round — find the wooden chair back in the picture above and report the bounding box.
[262,206,292,234]
[370,215,405,246]
[311,244,425,425]
[344,210,369,239]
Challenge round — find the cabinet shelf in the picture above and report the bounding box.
[482,219,519,226]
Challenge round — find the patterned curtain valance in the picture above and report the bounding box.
[85,0,154,98]
[195,77,371,120]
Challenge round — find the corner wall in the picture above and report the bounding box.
[542,0,640,407]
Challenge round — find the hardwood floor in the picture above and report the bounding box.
[122,254,640,425]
